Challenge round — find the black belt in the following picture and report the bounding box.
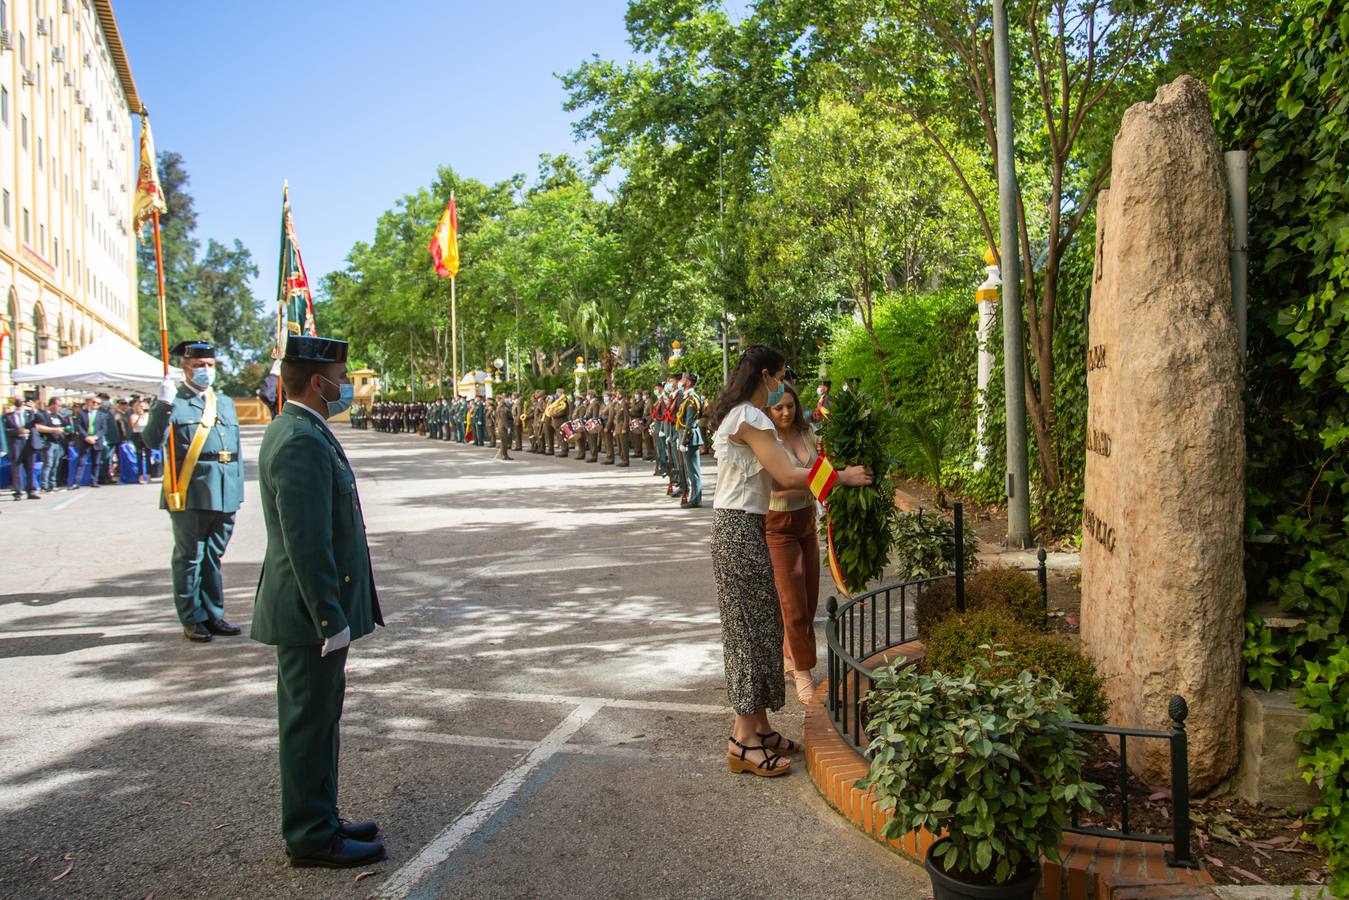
[197,451,237,462]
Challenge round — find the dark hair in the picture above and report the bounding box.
[709,344,786,432]
[682,372,698,385]
[767,382,810,434]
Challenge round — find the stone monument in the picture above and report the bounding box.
[1080,75,1245,792]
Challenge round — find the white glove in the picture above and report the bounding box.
[678,443,688,452]
[158,377,176,403]
[320,626,351,657]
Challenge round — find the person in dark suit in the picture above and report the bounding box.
[252,335,384,869]
[73,397,109,489]
[4,396,45,500]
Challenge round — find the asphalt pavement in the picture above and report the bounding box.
[0,425,929,899]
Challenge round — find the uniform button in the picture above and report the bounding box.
[344,575,350,583]
[320,620,328,627]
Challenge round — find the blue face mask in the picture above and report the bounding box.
[191,367,215,389]
[766,375,786,407]
[320,376,354,418]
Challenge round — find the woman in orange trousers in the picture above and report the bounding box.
[764,383,821,703]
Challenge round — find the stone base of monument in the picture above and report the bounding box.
[1229,687,1321,812]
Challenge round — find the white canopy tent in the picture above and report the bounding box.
[12,334,183,395]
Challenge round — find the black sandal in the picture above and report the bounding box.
[757,731,802,755]
[727,736,791,777]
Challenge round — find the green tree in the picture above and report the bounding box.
[751,97,985,402]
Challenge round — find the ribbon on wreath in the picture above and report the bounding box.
[807,454,850,598]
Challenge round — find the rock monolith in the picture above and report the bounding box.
[1080,75,1244,792]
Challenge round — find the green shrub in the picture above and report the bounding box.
[923,606,1110,725]
[913,565,1043,635]
[891,508,981,582]
[860,657,1102,883]
[923,604,1034,672]
[970,566,1046,631]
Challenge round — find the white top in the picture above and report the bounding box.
[713,402,780,514]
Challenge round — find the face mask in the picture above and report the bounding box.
[766,375,786,407]
[319,376,354,418]
[818,387,826,396]
[191,367,215,389]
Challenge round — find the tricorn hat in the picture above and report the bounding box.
[169,340,215,359]
[284,335,348,364]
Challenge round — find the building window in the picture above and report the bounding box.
[19,32,25,67]
[1,190,8,228]
[20,114,27,150]
[39,223,45,249]
[1,86,7,126]
[37,137,43,166]
[22,207,30,244]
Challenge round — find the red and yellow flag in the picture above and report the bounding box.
[132,111,168,241]
[429,194,460,278]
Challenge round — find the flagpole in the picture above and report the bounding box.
[450,275,458,395]
[151,210,180,494]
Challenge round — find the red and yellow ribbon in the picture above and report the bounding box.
[809,453,850,598]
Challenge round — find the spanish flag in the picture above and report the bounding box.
[429,193,460,278]
[132,111,168,240]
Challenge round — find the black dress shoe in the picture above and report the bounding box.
[337,818,380,842]
[183,623,213,643]
[204,618,242,636]
[289,835,386,869]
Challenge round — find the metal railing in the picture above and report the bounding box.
[822,503,1195,868]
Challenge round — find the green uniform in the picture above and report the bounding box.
[251,403,383,857]
[142,385,244,627]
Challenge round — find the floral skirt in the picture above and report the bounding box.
[711,508,786,715]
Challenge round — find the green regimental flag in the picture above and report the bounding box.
[273,182,315,360]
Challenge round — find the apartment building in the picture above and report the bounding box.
[0,0,138,395]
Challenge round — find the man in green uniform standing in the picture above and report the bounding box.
[252,335,385,869]
[142,340,244,643]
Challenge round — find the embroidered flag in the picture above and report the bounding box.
[274,183,317,358]
[429,194,460,278]
[132,111,168,240]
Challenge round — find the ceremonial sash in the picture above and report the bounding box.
[164,388,217,513]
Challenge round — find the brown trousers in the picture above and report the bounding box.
[765,505,821,671]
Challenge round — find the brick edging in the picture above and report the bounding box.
[803,681,1216,899]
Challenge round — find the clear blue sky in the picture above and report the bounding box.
[116,0,636,294]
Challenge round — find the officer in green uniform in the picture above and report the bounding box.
[251,335,385,869]
[142,340,245,643]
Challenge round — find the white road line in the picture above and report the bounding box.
[375,698,606,899]
[49,491,88,512]
[355,684,728,715]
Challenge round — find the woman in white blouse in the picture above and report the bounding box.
[709,345,870,778]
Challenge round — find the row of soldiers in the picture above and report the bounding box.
[351,373,710,508]
[358,395,523,457]
[521,373,708,506]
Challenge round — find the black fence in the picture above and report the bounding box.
[822,503,1196,868]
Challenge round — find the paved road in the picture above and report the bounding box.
[0,426,929,899]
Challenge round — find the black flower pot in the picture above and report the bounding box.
[924,837,1042,900]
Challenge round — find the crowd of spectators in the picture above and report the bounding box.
[2,393,160,500]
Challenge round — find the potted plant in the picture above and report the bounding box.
[858,653,1102,899]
